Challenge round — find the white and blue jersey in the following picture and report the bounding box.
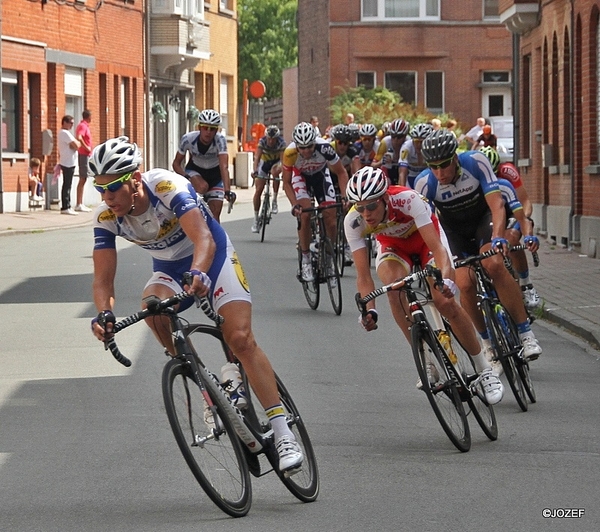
[413,150,500,228]
[177,131,228,171]
[93,169,250,311]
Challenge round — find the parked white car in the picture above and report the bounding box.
[489,116,514,163]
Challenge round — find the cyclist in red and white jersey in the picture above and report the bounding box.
[345,166,503,404]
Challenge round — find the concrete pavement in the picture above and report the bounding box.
[1,186,599,351]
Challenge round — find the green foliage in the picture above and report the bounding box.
[238,0,298,99]
[328,85,461,136]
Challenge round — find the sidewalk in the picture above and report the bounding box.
[1,191,599,351]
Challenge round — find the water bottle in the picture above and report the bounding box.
[437,330,457,365]
[221,362,247,409]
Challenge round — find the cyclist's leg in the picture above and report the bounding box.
[272,163,282,194]
[253,175,265,212]
[313,169,337,241]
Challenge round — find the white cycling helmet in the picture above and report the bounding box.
[410,123,434,140]
[89,136,143,175]
[198,109,222,126]
[359,123,378,138]
[346,166,388,202]
[292,122,317,147]
[389,118,409,137]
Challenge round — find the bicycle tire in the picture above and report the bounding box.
[446,325,498,441]
[259,191,270,243]
[162,357,252,517]
[322,237,342,315]
[481,300,528,412]
[411,322,471,452]
[297,246,320,310]
[503,307,537,404]
[242,371,320,502]
[335,209,346,277]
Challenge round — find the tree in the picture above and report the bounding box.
[238,0,298,100]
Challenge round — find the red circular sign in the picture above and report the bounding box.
[249,80,266,99]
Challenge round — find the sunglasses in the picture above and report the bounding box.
[93,171,133,193]
[337,140,349,146]
[355,199,380,213]
[297,144,315,150]
[391,134,406,140]
[427,156,455,170]
[199,125,218,130]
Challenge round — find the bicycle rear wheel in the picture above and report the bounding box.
[259,191,270,243]
[242,371,319,502]
[446,325,498,441]
[297,246,320,310]
[162,357,251,517]
[411,323,471,452]
[323,237,342,315]
[335,208,346,277]
[481,300,528,412]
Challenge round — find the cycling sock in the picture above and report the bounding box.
[518,270,531,286]
[471,352,490,373]
[265,404,294,440]
[517,321,531,334]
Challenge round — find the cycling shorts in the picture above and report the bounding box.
[185,162,224,202]
[145,238,252,314]
[443,211,493,258]
[257,159,281,178]
[291,168,337,204]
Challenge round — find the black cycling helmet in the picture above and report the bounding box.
[332,125,353,143]
[421,129,459,162]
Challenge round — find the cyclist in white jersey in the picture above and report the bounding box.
[172,109,234,222]
[90,136,303,474]
[398,123,434,189]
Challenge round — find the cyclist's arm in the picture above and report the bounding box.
[419,223,455,282]
[253,147,264,174]
[485,190,508,241]
[354,246,377,311]
[172,151,187,177]
[398,166,408,187]
[92,247,118,312]
[514,185,533,218]
[281,166,297,208]
[330,159,349,197]
[179,207,216,296]
[218,152,231,195]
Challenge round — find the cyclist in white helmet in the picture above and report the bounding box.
[172,109,234,222]
[345,166,504,404]
[282,122,349,282]
[90,136,304,474]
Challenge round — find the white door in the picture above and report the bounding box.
[482,87,512,117]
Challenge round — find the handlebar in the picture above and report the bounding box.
[454,244,540,270]
[300,202,344,214]
[103,292,224,367]
[355,265,443,315]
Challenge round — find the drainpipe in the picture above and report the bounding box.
[513,32,520,166]
[144,1,151,170]
[569,0,575,246]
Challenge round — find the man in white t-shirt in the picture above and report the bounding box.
[58,115,81,215]
[463,117,485,147]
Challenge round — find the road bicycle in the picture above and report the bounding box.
[355,264,498,452]
[454,246,537,412]
[334,199,347,277]
[296,202,343,315]
[252,173,281,242]
[100,290,319,517]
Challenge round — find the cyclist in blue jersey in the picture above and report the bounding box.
[414,130,542,363]
[90,136,303,474]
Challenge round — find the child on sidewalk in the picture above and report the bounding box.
[28,157,44,201]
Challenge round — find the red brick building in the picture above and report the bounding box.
[297,1,513,131]
[1,0,145,212]
[501,0,600,257]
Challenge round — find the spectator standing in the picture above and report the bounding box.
[75,109,93,212]
[58,115,81,215]
[310,116,322,137]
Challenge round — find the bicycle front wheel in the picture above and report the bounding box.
[162,357,251,517]
[335,209,346,277]
[259,192,270,243]
[447,325,498,441]
[481,300,528,412]
[323,238,342,315]
[411,323,471,452]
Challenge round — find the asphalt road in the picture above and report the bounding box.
[0,207,598,531]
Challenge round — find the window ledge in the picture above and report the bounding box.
[517,158,531,167]
[559,164,570,174]
[584,165,600,175]
[219,7,235,17]
[548,165,559,174]
[1,152,29,162]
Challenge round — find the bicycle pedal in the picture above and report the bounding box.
[283,465,303,478]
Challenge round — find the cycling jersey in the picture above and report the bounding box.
[256,135,286,177]
[177,131,228,170]
[497,161,524,189]
[398,139,427,188]
[373,136,399,168]
[413,150,500,228]
[344,185,445,270]
[354,139,380,166]
[93,169,251,311]
[330,140,359,169]
[282,137,340,175]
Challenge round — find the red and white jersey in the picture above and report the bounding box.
[344,185,435,252]
[497,162,523,189]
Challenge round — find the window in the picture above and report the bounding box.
[1,70,19,152]
[219,0,233,12]
[220,75,231,134]
[357,71,376,89]
[483,0,499,19]
[362,0,439,20]
[425,71,443,113]
[385,72,416,105]
[483,71,510,83]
